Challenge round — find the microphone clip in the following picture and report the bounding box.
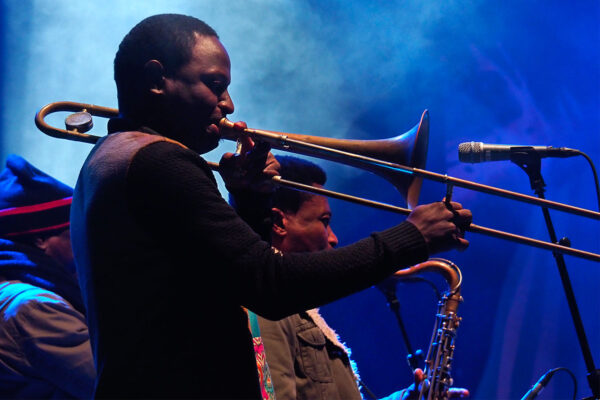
[510,150,546,194]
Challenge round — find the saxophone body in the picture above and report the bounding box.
[392,258,463,400]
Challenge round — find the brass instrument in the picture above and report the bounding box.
[392,258,463,400]
[34,101,600,262]
[35,101,427,208]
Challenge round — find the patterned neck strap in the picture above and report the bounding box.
[245,309,276,400]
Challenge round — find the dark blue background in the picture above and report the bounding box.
[1,1,598,398]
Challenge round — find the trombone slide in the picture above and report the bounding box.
[34,101,600,262]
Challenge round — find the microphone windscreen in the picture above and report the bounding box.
[458,142,482,163]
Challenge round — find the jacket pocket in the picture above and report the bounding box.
[297,326,333,383]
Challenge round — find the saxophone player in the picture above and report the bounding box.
[232,156,469,400]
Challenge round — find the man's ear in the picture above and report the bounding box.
[143,59,166,95]
[271,208,287,238]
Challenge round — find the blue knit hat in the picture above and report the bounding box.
[0,155,73,239]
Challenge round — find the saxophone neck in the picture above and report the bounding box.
[392,258,462,294]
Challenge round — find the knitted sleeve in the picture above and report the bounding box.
[126,141,429,319]
[228,189,273,241]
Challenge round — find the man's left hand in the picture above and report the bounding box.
[219,121,280,193]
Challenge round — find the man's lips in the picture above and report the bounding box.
[205,123,219,136]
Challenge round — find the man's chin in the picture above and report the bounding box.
[190,137,220,154]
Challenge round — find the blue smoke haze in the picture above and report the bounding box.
[1,1,598,398]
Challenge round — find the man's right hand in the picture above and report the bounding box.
[394,368,469,399]
[406,201,472,254]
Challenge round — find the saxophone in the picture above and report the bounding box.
[392,258,463,400]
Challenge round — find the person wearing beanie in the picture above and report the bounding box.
[0,154,95,398]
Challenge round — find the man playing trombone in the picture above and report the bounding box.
[69,13,472,399]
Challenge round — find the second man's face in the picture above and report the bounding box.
[281,187,339,253]
[161,34,234,154]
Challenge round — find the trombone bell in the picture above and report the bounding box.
[220,111,429,209]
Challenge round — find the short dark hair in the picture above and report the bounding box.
[273,156,327,213]
[114,14,218,114]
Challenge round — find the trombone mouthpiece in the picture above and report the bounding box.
[219,117,235,129]
[218,118,242,140]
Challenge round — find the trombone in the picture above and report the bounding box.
[35,101,600,262]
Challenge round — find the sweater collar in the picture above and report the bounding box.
[107,117,161,136]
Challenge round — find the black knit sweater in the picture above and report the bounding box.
[70,127,428,399]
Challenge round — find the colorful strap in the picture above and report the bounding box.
[246,309,276,400]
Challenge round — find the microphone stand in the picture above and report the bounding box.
[378,285,424,372]
[512,151,600,399]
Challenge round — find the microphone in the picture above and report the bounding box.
[458,142,579,163]
[521,370,554,400]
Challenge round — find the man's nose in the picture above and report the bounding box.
[219,90,234,114]
[328,226,338,248]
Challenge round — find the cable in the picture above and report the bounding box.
[521,367,577,400]
[357,378,378,400]
[391,276,442,301]
[574,150,600,212]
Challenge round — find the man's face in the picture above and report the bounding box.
[161,33,234,153]
[279,186,338,253]
[37,229,76,275]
